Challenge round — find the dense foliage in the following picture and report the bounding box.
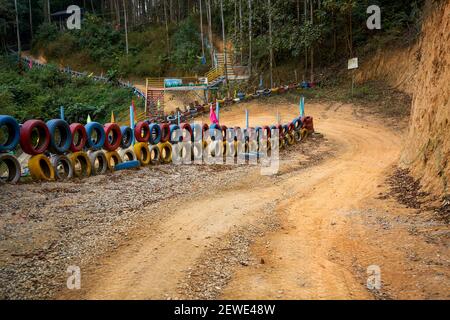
[0,55,143,123]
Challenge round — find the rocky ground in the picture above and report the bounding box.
[0,134,327,299]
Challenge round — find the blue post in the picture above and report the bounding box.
[60,106,65,120]
[177,111,181,126]
[300,96,305,118]
[130,105,135,145]
[216,101,220,123]
[246,109,249,129]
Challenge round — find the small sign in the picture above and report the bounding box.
[348,57,359,70]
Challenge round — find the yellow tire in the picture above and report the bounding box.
[134,142,151,166]
[69,151,91,178]
[105,150,122,171]
[300,128,308,140]
[158,142,173,164]
[28,154,55,181]
[287,133,295,146]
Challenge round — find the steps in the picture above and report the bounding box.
[216,52,236,79]
[146,88,165,118]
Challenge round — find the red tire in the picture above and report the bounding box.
[104,123,122,151]
[134,121,150,142]
[276,124,284,138]
[262,125,271,139]
[201,123,209,140]
[69,123,87,152]
[288,122,295,133]
[159,123,170,143]
[220,125,228,141]
[180,123,193,141]
[20,120,50,155]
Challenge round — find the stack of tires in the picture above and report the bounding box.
[0,116,21,183]
[0,112,314,184]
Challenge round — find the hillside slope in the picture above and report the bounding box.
[357,0,449,196]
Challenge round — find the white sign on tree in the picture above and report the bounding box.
[348,57,359,70]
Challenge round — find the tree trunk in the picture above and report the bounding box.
[14,0,21,59]
[206,0,214,64]
[220,0,228,81]
[29,0,33,39]
[163,0,170,58]
[268,0,273,87]
[123,0,129,56]
[310,0,314,82]
[248,0,252,75]
[199,0,205,59]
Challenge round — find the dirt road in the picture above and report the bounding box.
[58,99,450,300]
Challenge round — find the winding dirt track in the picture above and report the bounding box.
[69,101,402,300]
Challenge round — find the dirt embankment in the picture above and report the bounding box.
[356,0,450,197]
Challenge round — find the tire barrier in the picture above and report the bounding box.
[192,141,203,161]
[88,150,108,175]
[0,115,20,152]
[114,160,140,171]
[293,130,302,142]
[172,142,191,164]
[209,123,222,141]
[286,133,295,146]
[85,122,106,150]
[149,123,162,145]
[46,119,72,154]
[69,123,87,152]
[50,154,74,180]
[169,124,181,144]
[0,154,21,183]
[206,140,223,158]
[223,141,233,157]
[70,151,91,178]
[191,124,203,142]
[220,125,228,141]
[103,123,122,152]
[301,116,315,132]
[134,142,151,166]
[158,142,173,164]
[105,150,122,171]
[20,119,50,155]
[292,117,302,131]
[180,123,193,142]
[1,108,315,183]
[28,154,55,181]
[119,148,137,162]
[301,128,309,140]
[120,126,133,149]
[134,121,150,142]
[159,123,170,143]
[149,144,161,165]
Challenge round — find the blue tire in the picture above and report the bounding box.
[292,117,303,131]
[85,122,106,150]
[149,123,161,145]
[169,124,181,143]
[114,160,140,171]
[120,126,133,149]
[209,123,222,141]
[0,115,20,152]
[46,119,72,154]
